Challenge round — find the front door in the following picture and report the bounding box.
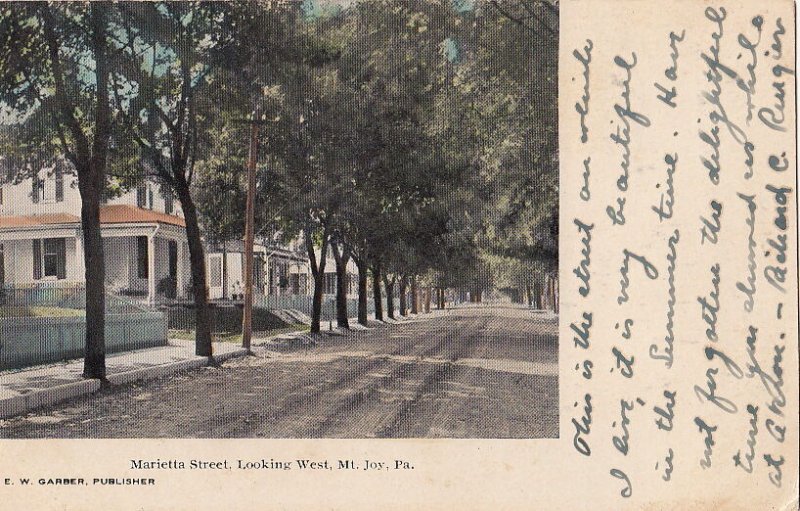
[168,241,178,278]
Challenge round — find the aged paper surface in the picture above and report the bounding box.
[560,0,798,509]
[0,1,797,510]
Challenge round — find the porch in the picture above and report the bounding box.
[0,221,190,305]
[104,230,191,304]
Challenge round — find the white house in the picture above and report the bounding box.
[204,236,359,301]
[205,240,272,300]
[0,163,191,304]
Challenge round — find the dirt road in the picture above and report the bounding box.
[0,305,558,438]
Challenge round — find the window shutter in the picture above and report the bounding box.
[31,178,39,203]
[55,166,64,202]
[56,238,66,280]
[0,243,5,286]
[33,240,42,279]
[164,192,173,215]
[137,236,149,279]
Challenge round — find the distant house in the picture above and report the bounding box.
[0,163,191,304]
[205,240,272,300]
[204,237,358,301]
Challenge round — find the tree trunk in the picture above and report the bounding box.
[398,277,407,316]
[372,262,383,321]
[424,286,431,313]
[356,258,368,325]
[552,277,559,314]
[221,243,228,300]
[384,275,395,319]
[311,270,325,333]
[410,276,418,314]
[77,4,112,379]
[80,181,106,379]
[331,240,350,329]
[177,188,213,356]
[304,226,329,334]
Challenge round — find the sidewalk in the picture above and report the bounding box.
[0,310,446,420]
[0,339,248,420]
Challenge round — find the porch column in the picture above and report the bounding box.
[147,234,156,304]
[75,228,85,281]
[176,241,186,300]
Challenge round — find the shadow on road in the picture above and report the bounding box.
[0,305,559,439]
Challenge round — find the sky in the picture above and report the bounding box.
[303,0,474,17]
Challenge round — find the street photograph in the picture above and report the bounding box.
[0,0,558,439]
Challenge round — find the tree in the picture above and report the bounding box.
[263,69,343,334]
[327,0,465,323]
[193,120,248,301]
[329,233,351,328]
[110,2,323,352]
[0,3,122,379]
[107,2,246,356]
[430,0,559,305]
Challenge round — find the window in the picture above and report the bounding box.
[0,185,4,206]
[323,273,337,295]
[209,256,222,288]
[42,239,64,277]
[33,238,66,280]
[54,165,64,202]
[148,188,154,210]
[136,185,147,208]
[164,190,174,215]
[0,243,5,286]
[268,265,274,294]
[168,240,178,278]
[254,254,264,291]
[31,177,44,203]
[137,236,149,279]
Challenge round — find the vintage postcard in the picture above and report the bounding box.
[0,0,796,509]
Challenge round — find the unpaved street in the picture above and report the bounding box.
[0,305,558,438]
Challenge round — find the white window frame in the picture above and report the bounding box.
[38,238,66,280]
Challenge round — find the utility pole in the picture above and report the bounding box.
[242,107,260,351]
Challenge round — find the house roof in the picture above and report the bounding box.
[0,212,79,228]
[99,205,186,228]
[0,205,186,230]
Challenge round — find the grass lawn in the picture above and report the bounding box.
[169,324,309,344]
[0,306,85,318]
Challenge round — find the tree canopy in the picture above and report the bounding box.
[1,0,559,350]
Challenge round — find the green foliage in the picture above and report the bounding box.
[1,0,559,303]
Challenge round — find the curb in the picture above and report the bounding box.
[213,348,250,364]
[0,349,249,420]
[0,379,100,420]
